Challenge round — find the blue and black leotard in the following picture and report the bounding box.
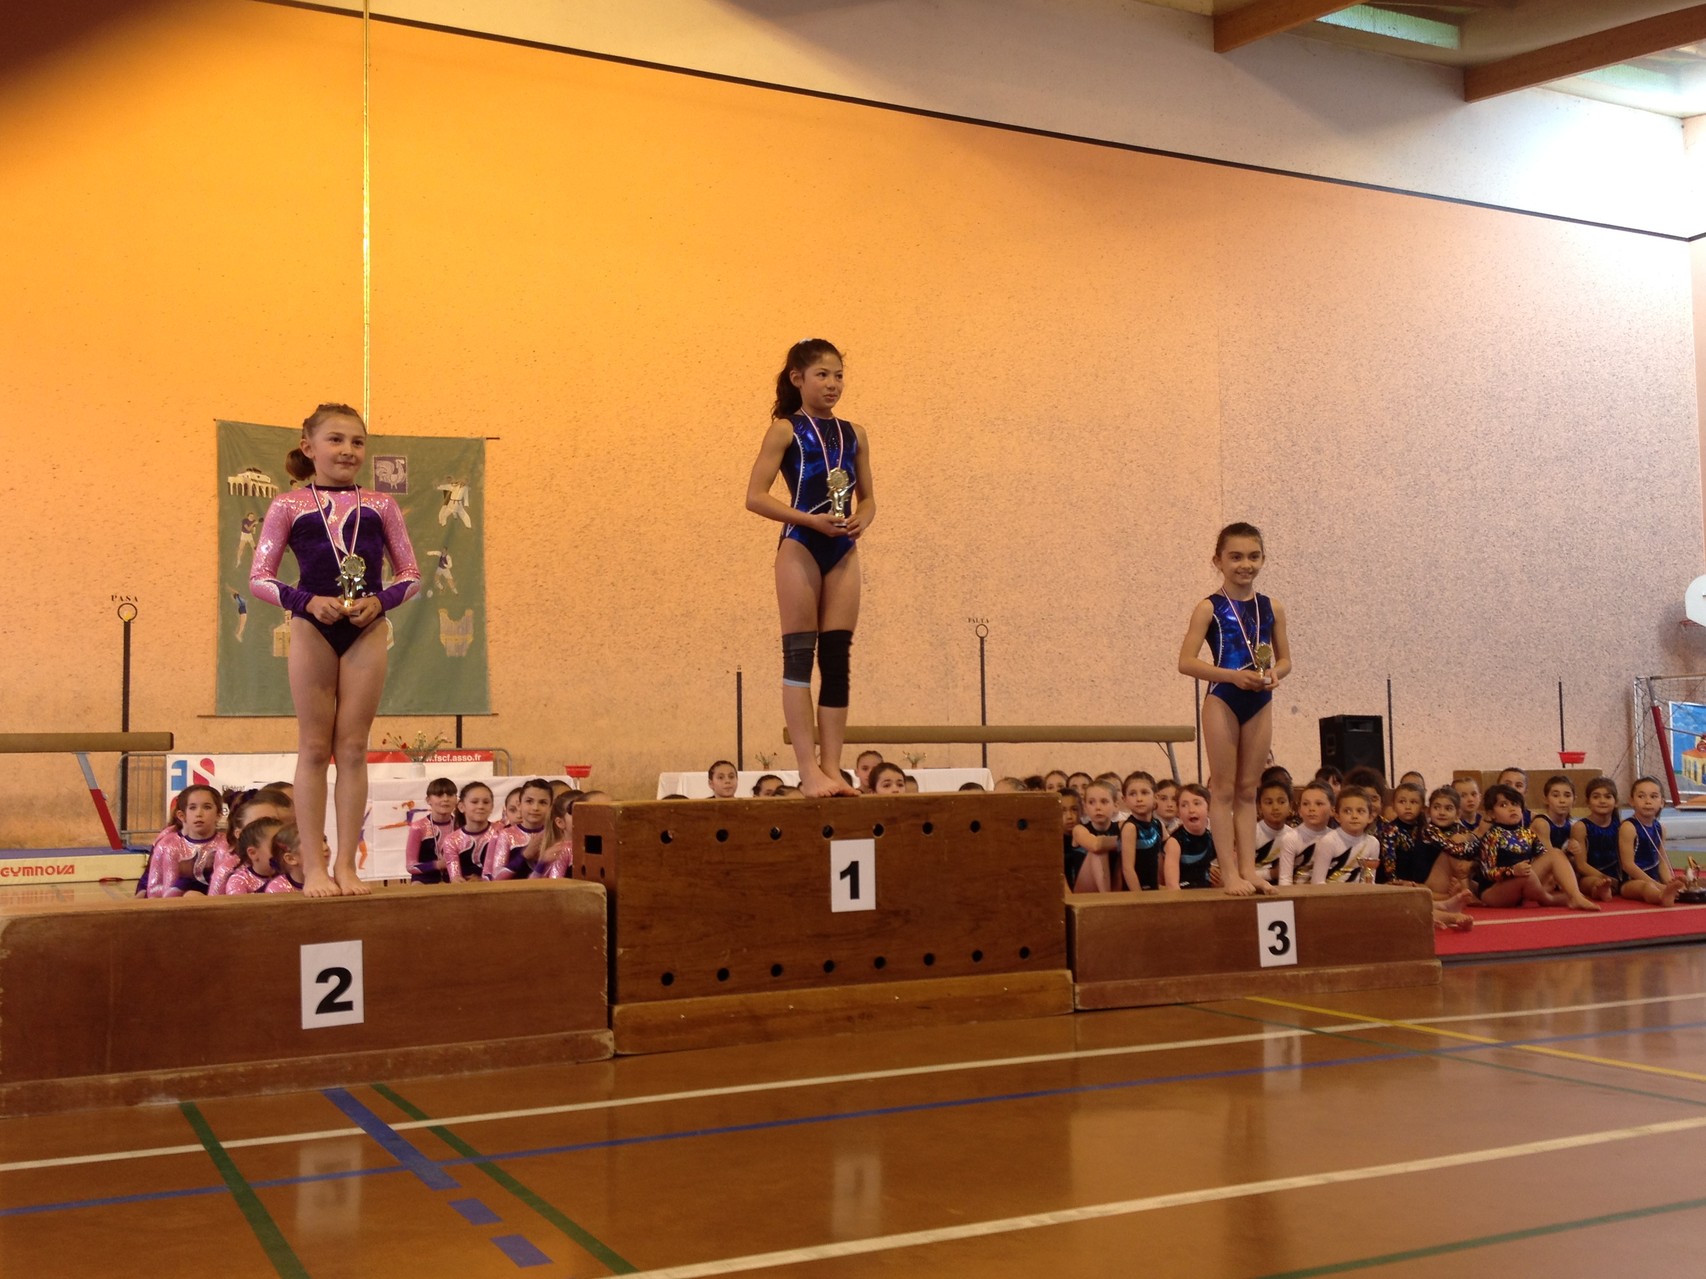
[779,412,858,576]
[1205,592,1275,726]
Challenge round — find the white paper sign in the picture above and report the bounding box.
[301,940,365,1029]
[830,839,876,913]
[1256,900,1298,968]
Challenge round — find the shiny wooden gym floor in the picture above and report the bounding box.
[6,948,1706,1278]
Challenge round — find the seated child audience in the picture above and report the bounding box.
[959,781,987,792]
[141,784,226,899]
[1306,786,1381,883]
[1453,774,1483,833]
[1619,777,1683,906]
[902,774,920,793]
[1163,784,1216,888]
[1276,782,1334,885]
[265,823,309,893]
[224,816,283,895]
[212,787,291,895]
[1569,776,1624,901]
[994,777,1028,793]
[441,781,497,883]
[1043,770,1069,793]
[1473,783,1597,911]
[405,776,459,885]
[1380,782,1429,883]
[486,778,553,879]
[1253,778,1294,883]
[1066,771,1093,795]
[1069,781,1121,892]
[855,750,884,791]
[1059,788,1084,888]
[868,762,907,794]
[1154,778,1181,833]
[1120,772,1164,891]
[751,774,784,797]
[529,790,576,878]
[708,760,739,799]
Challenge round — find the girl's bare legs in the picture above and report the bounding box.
[1235,703,1275,893]
[1622,875,1684,906]
[1201,697,1253,896]
[328,624,387,895]
[1534,847,1597,910]
[287,620,342,897]
[775,542,858,796]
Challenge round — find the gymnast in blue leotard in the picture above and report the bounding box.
[1177,522,1291,897]
[746,339,877,797]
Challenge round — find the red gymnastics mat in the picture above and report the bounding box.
[1434,898,1706,960]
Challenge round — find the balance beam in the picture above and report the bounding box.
[0,880,611,1115]
[572,793,1072,1053]
[782,724,1195,780]
[1067,884,1439,1009]
[0,732,174,753]
[0,731,174,848]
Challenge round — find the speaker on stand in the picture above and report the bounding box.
[1319,714,1385,776]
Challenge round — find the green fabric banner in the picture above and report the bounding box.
[216,420,490,715]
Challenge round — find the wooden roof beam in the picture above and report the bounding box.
[1214,2,1355,54]
[1465,3,1706,102]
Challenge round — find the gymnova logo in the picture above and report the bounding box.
[0,864,77,877]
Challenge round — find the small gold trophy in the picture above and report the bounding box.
[826,467,853,522]
[338,553,367,611]
[1252,641,1275,687]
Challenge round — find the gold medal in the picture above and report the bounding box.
[1252,642,1275,672]
[826,466,853,520]
[338,554,367,607]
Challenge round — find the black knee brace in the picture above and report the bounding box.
[817,629,853,708]
[782,631,817,688]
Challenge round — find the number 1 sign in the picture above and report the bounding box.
[830,839,876,913]
[300,940,365,1028]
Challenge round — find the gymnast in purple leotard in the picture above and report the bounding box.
[745,340,877,797]
[249,403,420,896]
[1177,523,1292,897]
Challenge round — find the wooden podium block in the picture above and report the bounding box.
[572,794,1072,1053]
[0,880,611,1116]
[1068,884,1440,1010]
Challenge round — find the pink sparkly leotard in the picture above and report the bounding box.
[141,829,223,898]
[484,825,543,881]
[249,486,421,656]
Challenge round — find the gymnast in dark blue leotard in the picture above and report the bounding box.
[746,339,877,797]
[1177,522,1290,897]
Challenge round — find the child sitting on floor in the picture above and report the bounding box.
[1163,783,1217,889]
[1069,780,1122,892]
[1306,786,1381,883]
[1619,777,1684,906]
[1253,779,1293,884]
[1381,782,1429,884]
[1569,776,1623,902]
[224,817,283,895]
[1154,778,1181,834]
[265,823,309,893]
[1473,784,1597,911]
[1276,782,1334,886]
[1120,772,1165,891]
[404,776,459,885]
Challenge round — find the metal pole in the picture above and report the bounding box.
[117,602,136,837]
[735,667,744,771]
[455,714,463,749]
[976,624,989,769]
[1194,679,1203,783]
[1386,676,1394,783]
[1558,678,1566,751]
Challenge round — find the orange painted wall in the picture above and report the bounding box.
[3,1,1702,844]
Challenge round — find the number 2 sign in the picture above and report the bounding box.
[300,940,365,1028]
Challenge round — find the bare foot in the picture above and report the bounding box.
[303,868,342,898]
[1660,878,1684,907]
[1593,880,1615,901]
[1253,877,1279,894]
[1569,894,1601,912]
[1440,888,1473,912]
[799,770,851,798]
[1222,876,1257,897]
[1432,910,1473,931]
[333,864,371,896]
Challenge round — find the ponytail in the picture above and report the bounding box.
[285,447,314,482]
[770,339,842,419]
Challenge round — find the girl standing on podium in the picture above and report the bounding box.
[745,339,877,797]
[250,403,421,896]
[1177,522,1291,896]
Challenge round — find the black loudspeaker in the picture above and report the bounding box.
[1319,715,1385,776]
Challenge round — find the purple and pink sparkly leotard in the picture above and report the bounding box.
[249,486,421,656]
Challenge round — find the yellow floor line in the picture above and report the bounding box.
[1246,995,1706,1086]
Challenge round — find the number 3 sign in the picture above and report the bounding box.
[1255,900,1298,968]
[300,940,365,1028]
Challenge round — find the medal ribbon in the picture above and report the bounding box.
[800,412,846,497]
[1222,593,1263,670]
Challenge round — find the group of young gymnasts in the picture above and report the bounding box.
[139,341,1681,906]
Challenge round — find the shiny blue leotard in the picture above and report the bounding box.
[780,413,858,575]
[1205,593,1275,725]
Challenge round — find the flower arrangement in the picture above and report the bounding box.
[383,731,450,764]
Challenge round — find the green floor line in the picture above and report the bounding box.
[370,1081,637,1274]
[1195,1003,1706,1112]
[1257,1193,1706,1278]
[180,1102,310,1279]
